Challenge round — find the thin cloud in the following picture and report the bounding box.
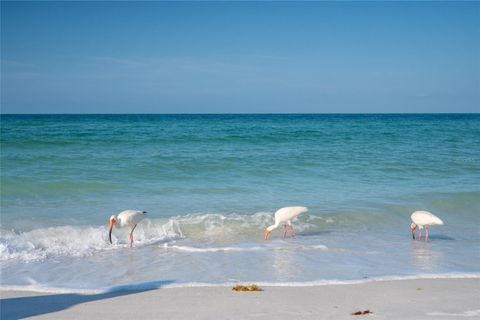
[89,55,262,76]
[1,60,34,69]
[91,56,148,67]
[2,72,47,80]
[414,93,431,98]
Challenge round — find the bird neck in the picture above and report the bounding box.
[267,223,279,232]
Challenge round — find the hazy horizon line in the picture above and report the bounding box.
[1,112,479,116]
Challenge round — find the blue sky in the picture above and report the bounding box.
[1,1,479,113]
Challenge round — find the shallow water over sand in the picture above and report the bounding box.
[1,114,479,292]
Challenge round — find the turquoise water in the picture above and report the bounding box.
[1,114,479,292]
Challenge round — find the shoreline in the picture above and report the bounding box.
[2,278,479,319]
[1,272,479,295]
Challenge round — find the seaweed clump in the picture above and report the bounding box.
[232,284,263,292]
[351,310,373,316]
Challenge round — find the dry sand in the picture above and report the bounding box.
[1,278,479,319]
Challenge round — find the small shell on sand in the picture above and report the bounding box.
[232,284,263,292]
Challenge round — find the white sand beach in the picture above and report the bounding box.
[1,278,479,320]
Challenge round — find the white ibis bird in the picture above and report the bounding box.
[410,210,444,241]
[109,210,147,247]
[265,206,308,240]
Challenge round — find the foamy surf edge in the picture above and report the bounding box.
[164,243,329,253]
[1,273,479,295]
[0,211,332,263]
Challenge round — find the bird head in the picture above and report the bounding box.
[108,215,117,244]
[410,223,417,240]
[264,228,271,240]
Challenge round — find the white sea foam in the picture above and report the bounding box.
[164,243,329,253]
[0,226,112,262]
[0,212,332,262]
[0,219,183,263]
[165,245,265,253]
[427,310,480,317]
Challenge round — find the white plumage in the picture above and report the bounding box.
[109,210,147,247]
[410,210,444,241]
[115,210,147,227]
[265,206,308,240]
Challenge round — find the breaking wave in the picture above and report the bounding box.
[0,212,336,263]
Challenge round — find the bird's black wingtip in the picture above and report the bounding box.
[143,211,147,214]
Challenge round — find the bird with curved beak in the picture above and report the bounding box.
[109,210,147,247]
[410,210,444,241]
[265,206,308,240]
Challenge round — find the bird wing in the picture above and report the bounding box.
[275,206,308,223]
[118,210,147,227]
[411,211,444,226]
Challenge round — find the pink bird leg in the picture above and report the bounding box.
[290,225,294,239]
[283,224,287,239]
[418,229,422,241]
[425,228,429,242]
[130,224,137,248]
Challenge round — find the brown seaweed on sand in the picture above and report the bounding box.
[232,284,263,292]
[351,310,373,316]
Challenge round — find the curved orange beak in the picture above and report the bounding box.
[108,219,115,244]
[264,229,271,240]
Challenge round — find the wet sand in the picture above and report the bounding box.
[1,278,479,319]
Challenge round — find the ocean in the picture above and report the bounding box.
[1,114,479,293]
